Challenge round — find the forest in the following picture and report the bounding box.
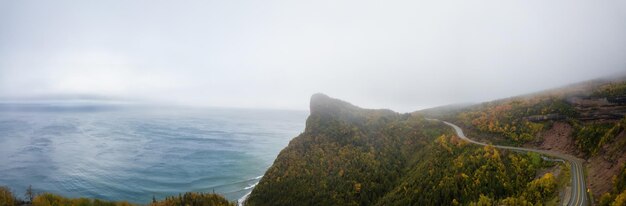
[452,81,626,157]
[246,94,564,206]
[436,79,626,204]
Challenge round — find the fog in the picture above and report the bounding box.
[1,0,625,112]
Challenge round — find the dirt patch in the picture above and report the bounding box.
[528,122,580,156]
[587,130,626,197]
[529,122,626,199]
[587,155,626,197]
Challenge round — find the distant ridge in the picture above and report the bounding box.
[310,93,396,115]
[309,93,361,116]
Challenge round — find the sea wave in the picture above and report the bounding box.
[0,106,305,203]
[237,176,262,206]
[238,191,252,206]
[243,182,259,190]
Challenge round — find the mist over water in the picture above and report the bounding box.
[0,103,306,203]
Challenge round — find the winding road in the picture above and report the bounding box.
[432,120,588,206]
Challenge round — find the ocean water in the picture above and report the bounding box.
[0,103,307,204]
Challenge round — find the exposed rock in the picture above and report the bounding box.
[532,122,578,156]
[567,96,626,121]
[524,114,566,122]
[587,151,626,197]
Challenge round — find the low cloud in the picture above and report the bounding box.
[1,0,625,112]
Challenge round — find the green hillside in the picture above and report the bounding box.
[246,94,564,206]
[424,77,626,205]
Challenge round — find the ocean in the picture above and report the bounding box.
[0,102,307,204]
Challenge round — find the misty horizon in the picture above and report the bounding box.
[0,73,623,113]
[1,0,625,112]
[1,1,626,205]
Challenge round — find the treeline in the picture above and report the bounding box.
[0,186,133,206]
[148,192,234,206]
[0,186,234,206]
[457,96,575,144]
[592,82,626,99]
[246,94,561,205]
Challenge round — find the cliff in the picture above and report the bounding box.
[246,94,562,206]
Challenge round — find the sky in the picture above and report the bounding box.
[1,0,625,112]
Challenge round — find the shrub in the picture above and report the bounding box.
[0,186,16,206]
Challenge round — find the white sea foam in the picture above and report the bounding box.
[238,179,261,206]
[244,181,259,190]
[238,191,252,206]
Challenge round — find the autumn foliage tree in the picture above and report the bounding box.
[247,94,561,206]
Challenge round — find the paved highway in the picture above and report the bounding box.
[432,120,588,206]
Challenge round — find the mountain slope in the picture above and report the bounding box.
[246,94,563,206]
[426,77,626,204]
[247,93,441,205]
